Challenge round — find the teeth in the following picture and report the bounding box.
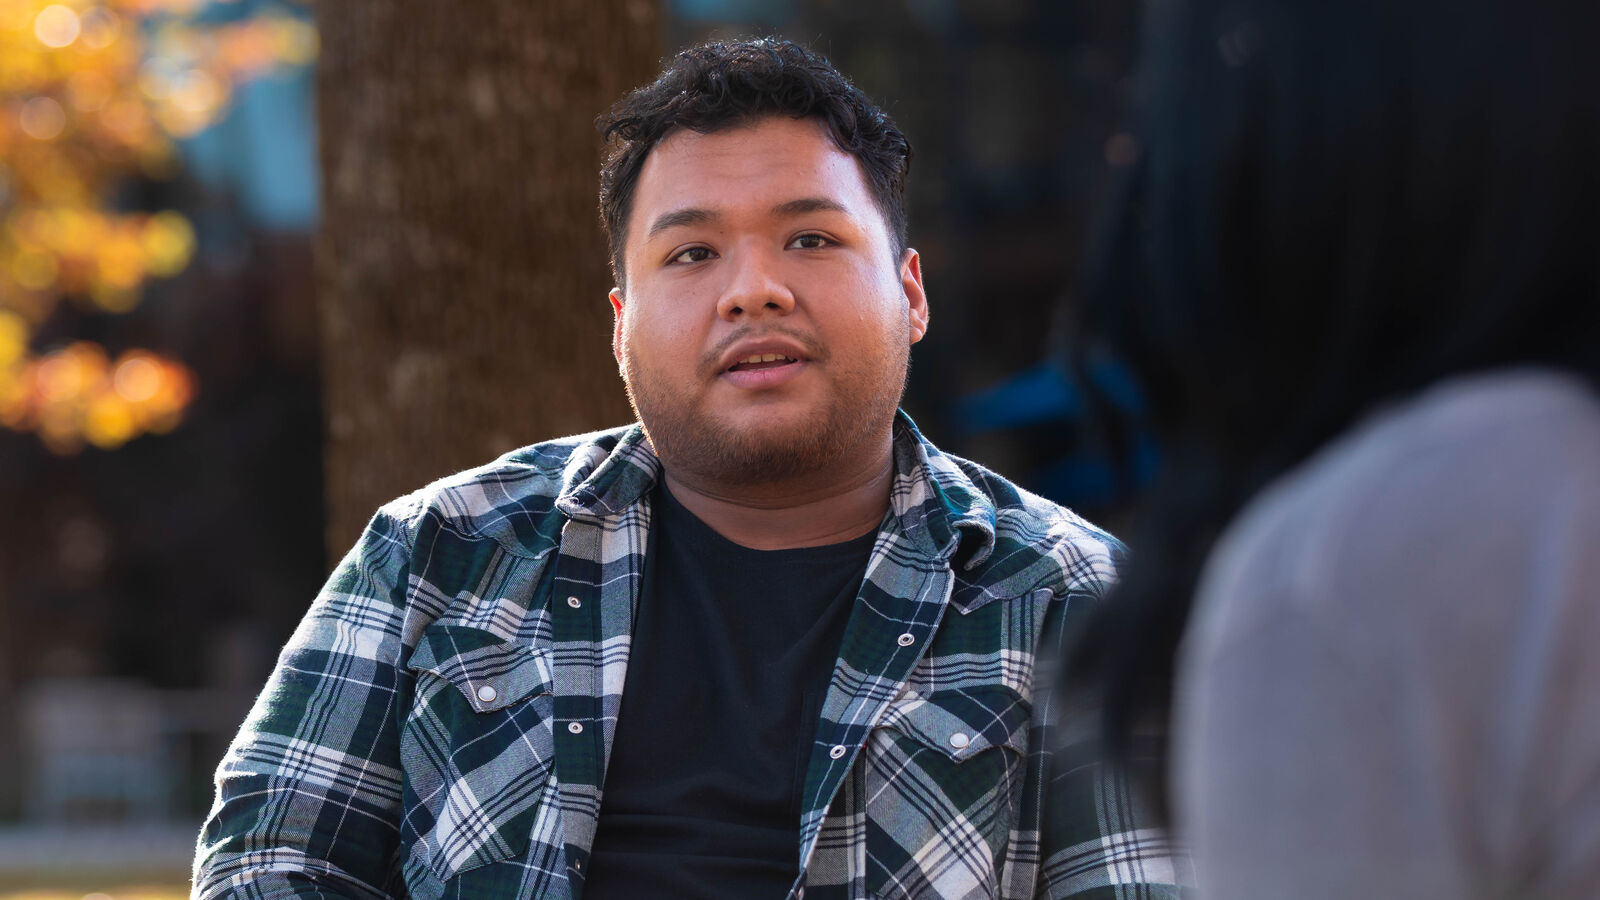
[738,353,793,365]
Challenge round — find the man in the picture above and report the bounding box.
[194,38,1184,900]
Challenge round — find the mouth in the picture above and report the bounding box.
[717,343,810,391]
[726,352,800,373]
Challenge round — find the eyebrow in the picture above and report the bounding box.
[771,197,848,217]
[645,207,715,240]
[643,197,850,241]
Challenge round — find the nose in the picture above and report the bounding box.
[715,245,796,321]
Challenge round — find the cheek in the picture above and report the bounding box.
[623,304,701,372]
[819,268,908,344]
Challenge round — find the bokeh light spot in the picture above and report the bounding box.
[142,211,195,276]
[86,393,136,448]
[78,7,121,51]
[113,355,159,402]
[275,18,320,66]
[34,4,82,49]
[20,96,68,140]
[170,69,223,114]
[36,356,84,405]
[97,232,147,289]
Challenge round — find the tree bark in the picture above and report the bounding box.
[315,0,658,557]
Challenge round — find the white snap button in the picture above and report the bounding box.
[896,632,915,647]
[568,721,584,734]
[829,744,847,759]
[475,685,498,703]
[567,596,581,608]
[949,732,971,749]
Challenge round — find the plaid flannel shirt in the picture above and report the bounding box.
[194,412,1188,899]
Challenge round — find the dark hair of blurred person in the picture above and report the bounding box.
[1073,0,1600,895]
[597,38,911,288]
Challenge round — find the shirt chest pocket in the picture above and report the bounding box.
[400,623,558,893]
[863,687,1031,900]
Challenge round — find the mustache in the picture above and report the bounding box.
[701,326,827,374]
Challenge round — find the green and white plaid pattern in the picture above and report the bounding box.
[193,412,1189,899]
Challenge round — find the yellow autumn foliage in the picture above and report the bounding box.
[0,0,315,452]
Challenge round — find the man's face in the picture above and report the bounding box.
[611,115,928,485]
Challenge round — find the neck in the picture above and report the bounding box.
[660,434,896,551]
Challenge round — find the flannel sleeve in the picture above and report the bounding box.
[1034,587,1195,899]
[193,509,415,900]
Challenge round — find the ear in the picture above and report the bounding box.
[900,248,929,344]
[609,287,626,364]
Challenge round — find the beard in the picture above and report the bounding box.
[619,329,909,487]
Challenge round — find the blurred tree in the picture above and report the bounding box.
[316,0,657,555]
[0,0,315,453]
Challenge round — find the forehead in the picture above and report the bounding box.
[628,116,879,236]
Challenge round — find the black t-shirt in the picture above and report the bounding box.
[583,480,875,899]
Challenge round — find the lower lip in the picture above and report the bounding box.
[720,359,807,389]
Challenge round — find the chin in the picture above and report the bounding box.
[626,358,900,483]
[640,405,858,485]
[708,415,828,472]
[715,403,813,436]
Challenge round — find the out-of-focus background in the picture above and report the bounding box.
[0,1,1144,896]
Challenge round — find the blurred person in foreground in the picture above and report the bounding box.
[193,39,1187,900]
[1073,0,1600,897]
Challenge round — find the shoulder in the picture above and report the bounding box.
[939,450,1125,604]
[1177,371,1600,894]
[1194,368,1600,653]
[370,424,640,559]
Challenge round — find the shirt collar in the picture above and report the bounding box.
[555,410,998,566]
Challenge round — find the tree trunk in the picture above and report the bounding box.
[314,0,659,558]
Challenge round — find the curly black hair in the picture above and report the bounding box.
[597,38,912,287]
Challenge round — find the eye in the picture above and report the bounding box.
[668,246,715,265]
[787,232,833,250]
